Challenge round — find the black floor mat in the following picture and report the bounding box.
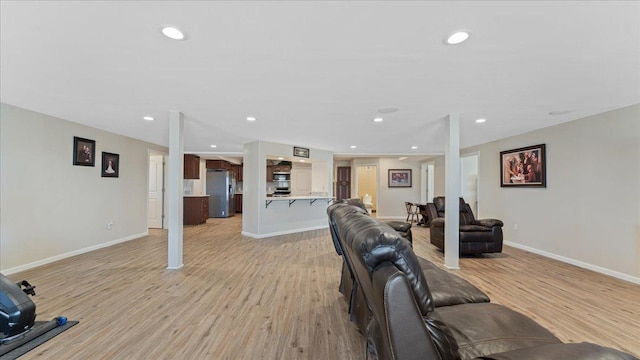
[0,321,78,360]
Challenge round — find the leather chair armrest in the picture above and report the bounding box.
[426,203,439,222]
[471,219,503,228]
[431,218,445,228]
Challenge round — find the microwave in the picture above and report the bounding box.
[273,173,290,181]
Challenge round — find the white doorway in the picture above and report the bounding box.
[148,153,166,229]
[461,153,479,215]
[421,163,435,204]
[356,165,377,214]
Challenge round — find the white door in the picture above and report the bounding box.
[148,155,164,229]
[461,154,479,215]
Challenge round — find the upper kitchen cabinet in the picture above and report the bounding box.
[184,154,200,179]
[206,160,231,170]
[234,164,243,182]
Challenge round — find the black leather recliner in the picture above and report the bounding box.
[427,197,503,255]
[327,202,490,335]
[329,202,637,360]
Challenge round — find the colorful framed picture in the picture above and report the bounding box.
[73,136,96,166]
[101,152,120,178]
[388,169,412,188]
[500,144,546,187]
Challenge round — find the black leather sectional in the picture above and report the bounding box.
[327,202,638,360]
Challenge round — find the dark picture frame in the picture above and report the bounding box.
[293,146,309,158]
[101,152,120,178]
[388,169,412,188]
[73,136,96,166]
[500,144,546,187]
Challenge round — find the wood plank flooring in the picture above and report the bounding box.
[6,216,639,359]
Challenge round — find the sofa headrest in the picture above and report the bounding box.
[327,202,368,255]
[329,203,435,315]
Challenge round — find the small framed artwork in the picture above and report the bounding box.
[293,146,309,158]
[101,152,120,178]
[73,136,96,166]
[388,169,412,188]
[500,144,546,187]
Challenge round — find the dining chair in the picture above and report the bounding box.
[404,202,419,223]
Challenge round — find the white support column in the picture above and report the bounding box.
[167,111,184,270]
[444,113,460,269]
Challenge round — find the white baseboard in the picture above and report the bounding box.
[504,241,640,285]
[376,216,407,220]
[242,225,329,239]
[1,232,149,275]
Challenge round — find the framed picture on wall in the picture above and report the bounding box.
[73,136,96,166]
[101,152,120,178]
[388,169,412,188]
[500,144,546,187]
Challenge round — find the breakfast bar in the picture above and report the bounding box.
[265,195,334,208]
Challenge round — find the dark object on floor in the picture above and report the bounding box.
[1,273,74,358]
[427,196,504,255]
[0,320,78,360]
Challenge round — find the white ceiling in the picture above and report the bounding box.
[1,1,639,158]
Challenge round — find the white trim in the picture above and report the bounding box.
[242,225,328,239]
[167,264,184,270]
[505,241,640,285]
[376,216,407,221]
[1,232,148,275]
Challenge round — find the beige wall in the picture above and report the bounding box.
[456,104,639,281]
[0,103,167,272]
[356,165,377,211]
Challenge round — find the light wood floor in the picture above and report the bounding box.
[6,216,640,359]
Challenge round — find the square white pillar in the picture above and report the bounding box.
[444,113,460,269]
[167,111,184,269]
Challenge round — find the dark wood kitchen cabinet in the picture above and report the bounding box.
[206,160,231,170]
[234,194,242,214]
[184,154,200,179]
[266,165,274,181]
[184,196,209,225]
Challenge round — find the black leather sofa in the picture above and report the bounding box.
[427,197,504,255]
[327,202,637,360]
[327,202,490,335]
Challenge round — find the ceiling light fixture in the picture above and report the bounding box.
[475,118,486,123]
[210,145,217,148]
[411,146,418,150]
[300,160,306,162]
[398,157,408,161]
[278,157,284,160]
[373,117,383,122]
[143,116,154,121]
[444,30,471,45]
[161,26,187,40]
[350,145,357,149]
[246,116,256,121]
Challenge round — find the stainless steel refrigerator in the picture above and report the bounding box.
[206,170,236,218]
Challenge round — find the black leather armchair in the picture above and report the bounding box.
[427,197,503,255]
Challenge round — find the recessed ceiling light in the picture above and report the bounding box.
[246,116,256,121]
[475,118,486,123]
[378,107,399,114]
[444,30,471,45]
[210,145,217,148]
[411,146,418,150]
[300,160,305,162]
[143,116,154,121]
[277,157,284,160]
[549,110,574,115]
[398,157,408,161]
[350,145,357,149]
[161,26,186,40]
[373,117,383,122]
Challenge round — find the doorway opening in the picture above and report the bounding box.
[148,151,167,229]
[461,153,479,215]
[356,165,377,215]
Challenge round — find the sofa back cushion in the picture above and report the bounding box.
[329,203,435,315]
